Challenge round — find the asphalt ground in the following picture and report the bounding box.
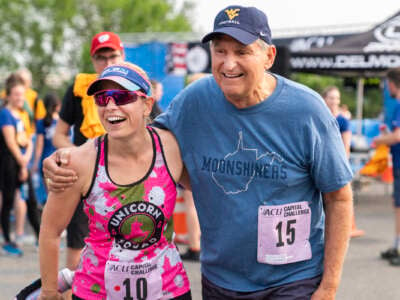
[1,179,399,299]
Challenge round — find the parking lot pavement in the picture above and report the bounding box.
[1,180,399,299]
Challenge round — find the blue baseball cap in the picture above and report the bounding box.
[202,5,272,45]
[87,64,151,96]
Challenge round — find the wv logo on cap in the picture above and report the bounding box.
[225,8,240,20]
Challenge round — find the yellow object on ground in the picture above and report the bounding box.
[359,145,389,176]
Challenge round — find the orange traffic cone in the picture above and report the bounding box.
[381,166,394,184]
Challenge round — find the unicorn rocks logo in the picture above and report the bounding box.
[108,201,164,250]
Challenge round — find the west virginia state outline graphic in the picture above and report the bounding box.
[211,131,284,195]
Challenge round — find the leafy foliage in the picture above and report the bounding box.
[292,73,383,118]
[0,0,193,92]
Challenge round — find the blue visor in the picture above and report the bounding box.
[87,65,151,96]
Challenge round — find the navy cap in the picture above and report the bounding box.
[202,6,272,45]
[87,64,151,96]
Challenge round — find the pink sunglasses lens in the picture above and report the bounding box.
[94,91,141,106]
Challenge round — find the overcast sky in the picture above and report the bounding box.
[184,0,400,33]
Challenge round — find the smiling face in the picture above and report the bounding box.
[91,48,124,75]
[323,88,341,116]
[210,34,276,107]
[96,81,153,138]
[7,84,26,110]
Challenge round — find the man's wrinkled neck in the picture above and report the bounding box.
[226,73,277,109]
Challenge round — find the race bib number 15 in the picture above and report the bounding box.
[257,201,312,265]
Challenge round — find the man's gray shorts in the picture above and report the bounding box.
[202,273,322,300]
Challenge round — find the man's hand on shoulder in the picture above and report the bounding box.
[43,148,78,192]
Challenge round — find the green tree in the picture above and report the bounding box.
[292,73,383,118]
[0,0,193,91]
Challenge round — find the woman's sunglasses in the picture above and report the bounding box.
[93,89,147,107]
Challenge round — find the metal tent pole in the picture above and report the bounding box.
[356,77,365,135]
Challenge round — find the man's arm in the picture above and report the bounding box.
[311,183,353,300]
[52,118,74,149]
[374,127,400,146]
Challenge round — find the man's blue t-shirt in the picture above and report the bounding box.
[155,74,353,291]
[36,119,57,162]
[390,101,400,168]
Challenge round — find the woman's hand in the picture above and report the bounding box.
[19,167,29,182]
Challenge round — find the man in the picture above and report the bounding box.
[322,86,364,238]
[373,68,400,266]
[52,31,124,279]
[44,6,353,299]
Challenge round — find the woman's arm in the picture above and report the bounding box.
[39,143,94,298]
[154,128,184,183]
[39,182,82,298]
[179,167,192,190]
[341,130,351,158]
[24,136,34,164]
[1,125,27,167]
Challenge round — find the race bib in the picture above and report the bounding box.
[105,260,163,300]
[257,201,312,265]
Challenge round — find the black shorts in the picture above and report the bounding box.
[202,274,322,300]
[66,200,89,249]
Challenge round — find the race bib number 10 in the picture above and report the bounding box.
[257,201,312,265]
[105,260,163,300]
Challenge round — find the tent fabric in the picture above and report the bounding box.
[286,11,400,75]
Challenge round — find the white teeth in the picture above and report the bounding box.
[107,116,125,122]
[224,73,240,78]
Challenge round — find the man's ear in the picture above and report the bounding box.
[265,45,277,71]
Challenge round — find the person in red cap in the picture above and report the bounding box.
[51,31,124,298]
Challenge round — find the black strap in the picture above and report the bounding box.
[15,278,42,299]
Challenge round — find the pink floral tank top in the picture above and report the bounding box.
[72,127,190,300]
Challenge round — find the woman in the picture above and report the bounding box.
[39,62,191,300]
[322,86,364,238]
[0,74,32,256]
